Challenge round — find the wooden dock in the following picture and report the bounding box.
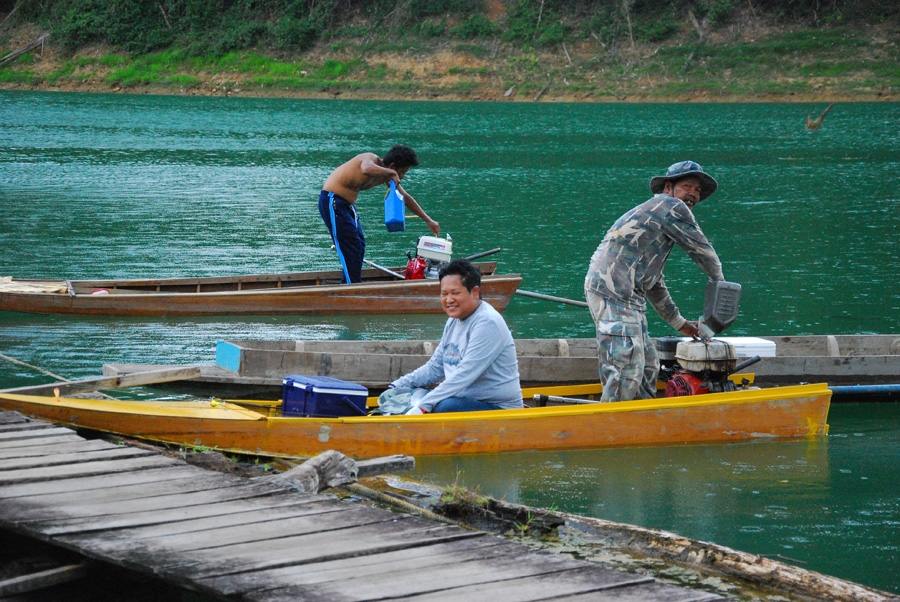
[0,410,722,601]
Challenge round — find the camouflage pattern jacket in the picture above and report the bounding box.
[585,193,724,330]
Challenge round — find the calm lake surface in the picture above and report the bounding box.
[1,91,898,592]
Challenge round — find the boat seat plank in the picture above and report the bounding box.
[0,455,182,486]
[0,278,67,294]
[198,537,506,597]
[0,465,209,499]
[0,446,156,471]
[0,439,122,460]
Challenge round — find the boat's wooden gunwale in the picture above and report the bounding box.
[67,262,498,291]
[60,274,519,298]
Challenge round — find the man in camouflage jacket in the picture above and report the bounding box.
[584,161,725,401]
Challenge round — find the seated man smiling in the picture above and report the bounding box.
[383,259,522,415]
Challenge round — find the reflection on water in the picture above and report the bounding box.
[416,404,900,593]
[417,438,831,549]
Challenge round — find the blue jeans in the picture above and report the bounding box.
[431,396,503,413]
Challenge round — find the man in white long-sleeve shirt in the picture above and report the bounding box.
[389,259,522,415]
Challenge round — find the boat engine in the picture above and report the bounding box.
[409,235,453,279]
[660,279,760,396]
[404,254,427,280]
[666,339,739,396]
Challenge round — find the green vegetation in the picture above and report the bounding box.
[1,0,896,100]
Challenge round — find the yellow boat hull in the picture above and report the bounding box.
[0,383,830,459]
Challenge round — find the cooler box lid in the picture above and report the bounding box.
[282,375,369,394]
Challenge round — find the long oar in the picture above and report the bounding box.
[532,394,606,406]
[363,259,405,280]
[463,247,502,261]
[365,247,502,280]
[515,289,588,308]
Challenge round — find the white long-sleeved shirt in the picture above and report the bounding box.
[390,301,522,412]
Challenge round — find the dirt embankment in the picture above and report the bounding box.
[1,19,896,103]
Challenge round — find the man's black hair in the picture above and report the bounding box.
[438,259,481,291]
[383,144,419,169]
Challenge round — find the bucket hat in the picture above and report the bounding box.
[649,160,718,201]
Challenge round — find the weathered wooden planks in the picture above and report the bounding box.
[0,454,182,485]
[0,411,723,601]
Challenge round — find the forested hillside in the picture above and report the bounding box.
[1,0,897,100]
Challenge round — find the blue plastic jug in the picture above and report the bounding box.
[384,181,405,232]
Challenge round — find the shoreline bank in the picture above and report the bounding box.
[2,81,895,103]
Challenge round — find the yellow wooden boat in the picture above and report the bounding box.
[0,382,830,459]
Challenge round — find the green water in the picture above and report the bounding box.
[1,91,898,592]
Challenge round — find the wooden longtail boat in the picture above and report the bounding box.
[0,383,831,459]
[0,262,520,316]
[208,334,900,388]
[213,337,603,387]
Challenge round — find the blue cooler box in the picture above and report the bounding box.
[281,375,368,417]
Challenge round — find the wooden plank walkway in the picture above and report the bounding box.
[0,411,721,601]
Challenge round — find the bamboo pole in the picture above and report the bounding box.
[515,289,588,308]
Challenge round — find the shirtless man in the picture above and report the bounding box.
[319,145,440,283]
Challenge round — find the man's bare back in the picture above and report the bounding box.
[323,153,396,203]
[321,148,439,235]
